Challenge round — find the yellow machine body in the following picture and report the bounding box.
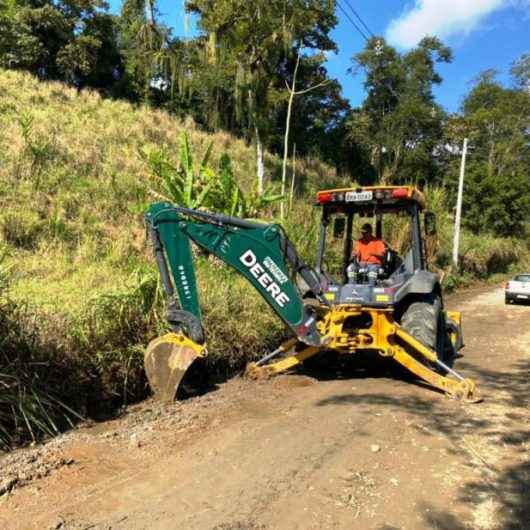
[145,192,479,403]
[247,305,479,402]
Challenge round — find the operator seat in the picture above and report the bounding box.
[383,247,402,277]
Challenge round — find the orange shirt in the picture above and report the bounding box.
[355,236,386,265]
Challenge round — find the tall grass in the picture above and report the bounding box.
[0,68,339,449]
[0,269,82,449]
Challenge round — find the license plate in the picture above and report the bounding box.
[345,191,373,202]
[516,294,529,299]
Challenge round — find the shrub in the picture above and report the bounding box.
[445,162,530,237]
[0,295,82,449]
[1,212,46,250]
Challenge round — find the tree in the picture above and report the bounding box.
[350,36,452,184]
[0,0,123,92]
[280,52,330,217]
[511,53,530,92]
[119,0,150,100]
[186,0,337,193]
[444,67,530,236]
[461,70,530,180]
[0,1,42,70]
[270,51,352,175]
[446,161,530,237]
[118,0,184,103]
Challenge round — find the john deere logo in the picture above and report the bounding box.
[239,250,290,308]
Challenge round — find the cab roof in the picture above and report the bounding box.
[316,185,426,210]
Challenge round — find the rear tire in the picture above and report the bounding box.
[400,294,447,363]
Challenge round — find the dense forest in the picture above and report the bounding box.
[1,0,529,234]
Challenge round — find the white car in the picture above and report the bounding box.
[505,274,530,304]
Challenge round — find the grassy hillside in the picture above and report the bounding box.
[0,69,527,448]
[0,68,338,307]
[0,69,343,447]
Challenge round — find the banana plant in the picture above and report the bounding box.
[212,153,244,216]
[144,132,213,209]
[212,154,283,218]
[244,185,284,218]
[145,132,283,217]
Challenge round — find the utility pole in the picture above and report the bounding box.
[452,138,468,268]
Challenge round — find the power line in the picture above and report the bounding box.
[336,1,396,100]
[336,0,369,42]
[341,0,375,38]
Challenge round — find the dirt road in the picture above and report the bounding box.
[1,287,529,530]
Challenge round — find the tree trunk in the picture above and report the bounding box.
[281,54,300,219]
[255,124,264,195]
[289,143,297,213]
[378,145,385,183]
[488,121,495,177]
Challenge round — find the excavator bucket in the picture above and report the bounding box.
[144,333,206,402]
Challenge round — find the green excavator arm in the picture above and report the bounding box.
[144,202,327,400]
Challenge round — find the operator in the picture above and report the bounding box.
[353,223,386,266]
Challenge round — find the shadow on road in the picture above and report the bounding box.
[316,355,530,530]
[413,458,530,530]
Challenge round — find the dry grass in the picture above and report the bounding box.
[0,67,340,302]
[0,69,341,447]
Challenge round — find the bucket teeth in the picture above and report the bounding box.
[144,333,205,402]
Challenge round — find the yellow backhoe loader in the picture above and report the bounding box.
[144,186,479,403]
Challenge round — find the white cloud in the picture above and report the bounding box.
[386,0,525,48]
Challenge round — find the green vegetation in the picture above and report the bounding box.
[146,132,283,216]
[1,1,528,230]
[350,37,452,184]
[0,68,527,450]
[0,1,528,449]
[443,69,530,237]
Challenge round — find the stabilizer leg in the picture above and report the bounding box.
[392,326,480,402]
[246,339,321,379]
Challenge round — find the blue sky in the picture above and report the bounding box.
[109,0,530,113]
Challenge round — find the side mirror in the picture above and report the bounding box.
[425,211,436,236]
[333,217,345,238]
